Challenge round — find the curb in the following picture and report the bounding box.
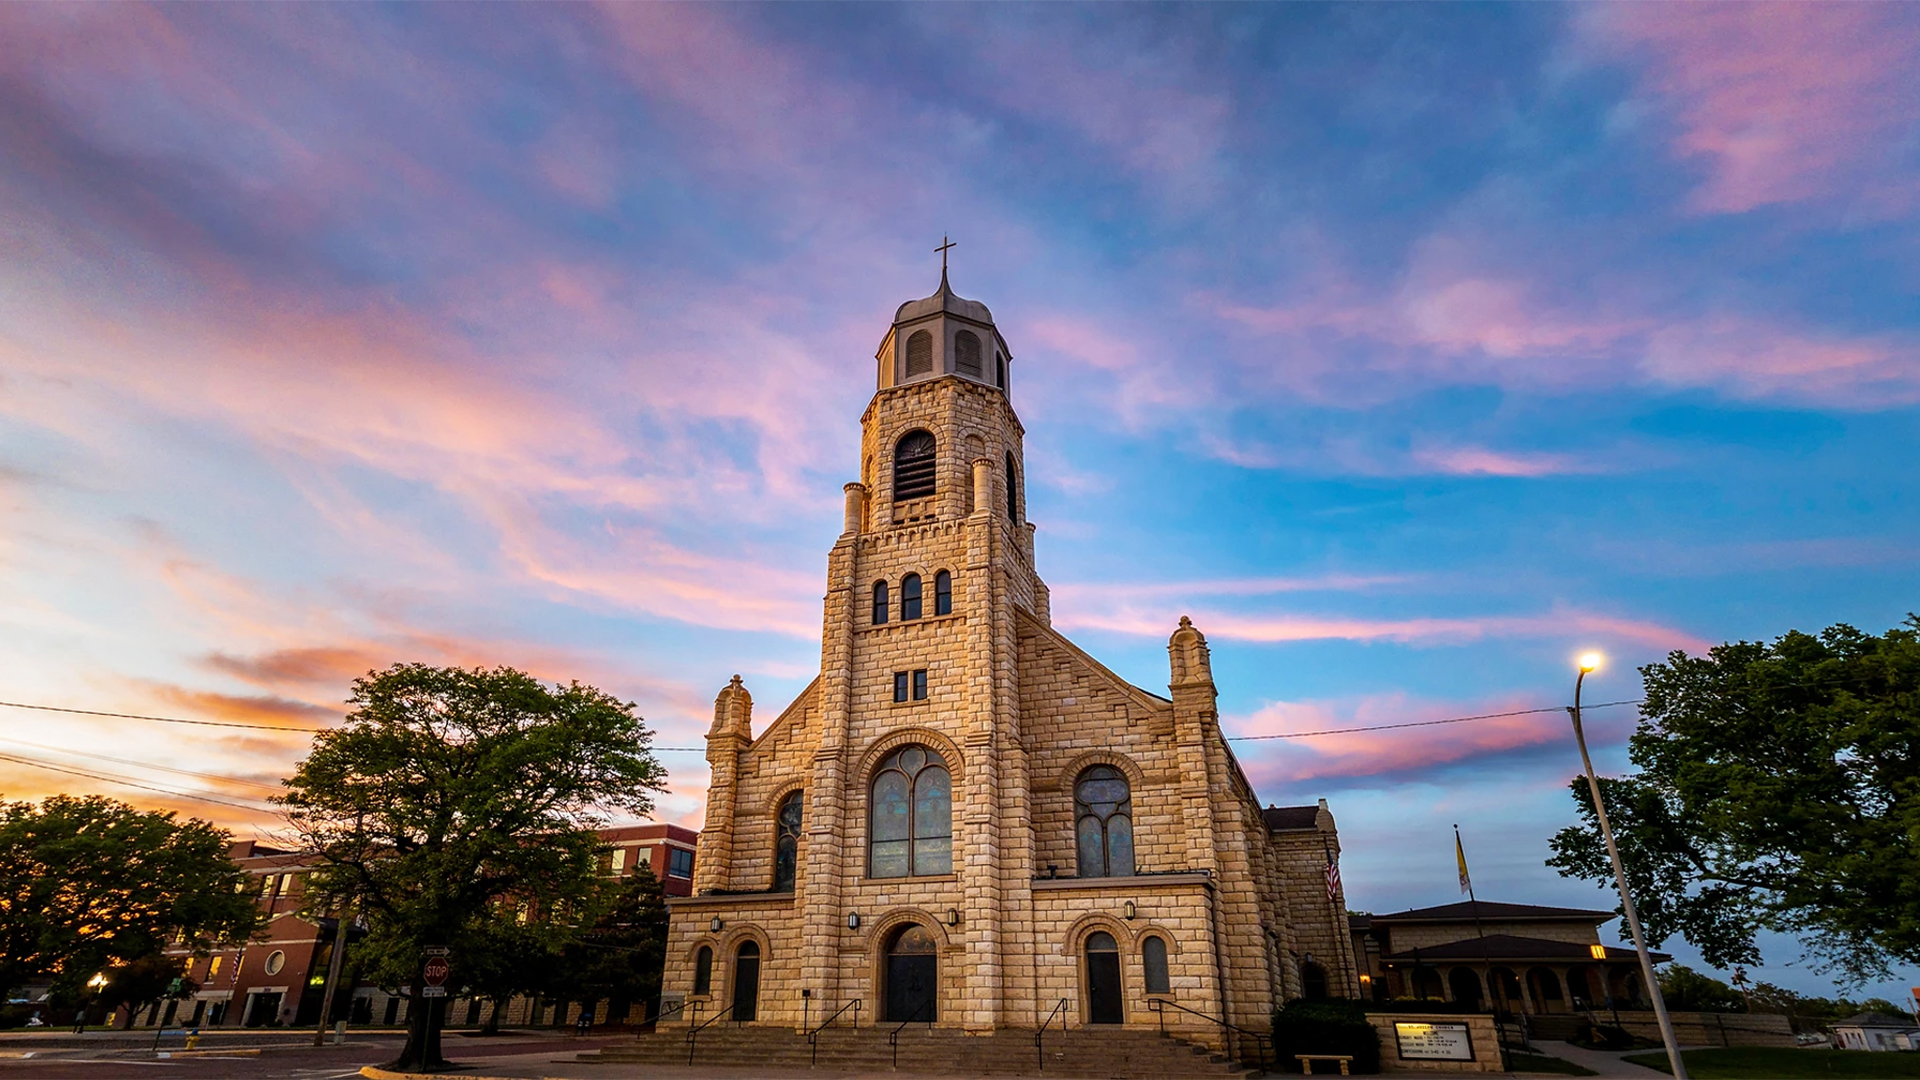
[360,1067,562,1080]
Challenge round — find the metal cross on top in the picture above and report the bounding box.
[936,235,956,276]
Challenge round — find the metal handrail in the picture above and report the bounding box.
[807,999,861,1067]
[888,999,934,1069]
[685,1002,734,1065]
[1148,997,1270,1073]
[652,997,698,1039]
[1035,998,1069,1071]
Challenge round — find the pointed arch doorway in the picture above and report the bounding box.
[885,924,938,1023]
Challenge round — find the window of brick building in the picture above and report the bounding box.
[669,848,694,878]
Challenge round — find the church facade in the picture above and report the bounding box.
[661,274,1358,1048]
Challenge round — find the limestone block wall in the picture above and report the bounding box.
[717,682,821,894]
[661,894,803,1026]
[1029,876,1226,1044]
[1271,821,1360,998]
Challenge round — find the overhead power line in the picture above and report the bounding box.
[0,750,276,814]
[0,699,320,732]
[1228,699,1643,741]
[0,736,285,793]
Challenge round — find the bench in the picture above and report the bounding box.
[1297,1054,1353,1076]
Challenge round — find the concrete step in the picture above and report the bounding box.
[584,1026,1264,1077]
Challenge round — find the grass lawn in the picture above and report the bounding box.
[1507,1049,1598,1075]
[1622,1047,1920,1078]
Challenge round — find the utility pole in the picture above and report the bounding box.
[1567,653,1688,1080]
[312,913,352,1047]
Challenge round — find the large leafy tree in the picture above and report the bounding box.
[0,795,260,1000]
[553,864,671,1024]
[1548,619,1920,986]
[279,664,665,1070]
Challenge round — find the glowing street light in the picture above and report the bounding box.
[1566,652,1688,1079]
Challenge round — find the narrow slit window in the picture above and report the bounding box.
[1004,452,1019,523]
[933,570,952,616]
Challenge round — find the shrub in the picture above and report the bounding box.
[1272,998,1382,1074]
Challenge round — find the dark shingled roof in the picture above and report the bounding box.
[1369,900,1613,924]
[1381,933,1667,964]
[1264,805,1322,831]
[1349,914,1372,932]
[1836,1013,1920,1029]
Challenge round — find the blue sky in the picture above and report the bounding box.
[2,3,1917,999]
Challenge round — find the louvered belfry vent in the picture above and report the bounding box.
[894,430,937,500]
[905,330,933,376]
[955,330,983,377]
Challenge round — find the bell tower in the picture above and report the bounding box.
[802,266,1047,1032]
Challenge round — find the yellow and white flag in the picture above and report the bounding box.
[1455,827,1472,896]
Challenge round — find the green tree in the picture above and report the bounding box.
[279,664,666,1070]
[0,795,261,1001]
[1656,965,1745,1013]
[1547,619,1920,986]
[555,864,671,1025]
[102,953,196,1028]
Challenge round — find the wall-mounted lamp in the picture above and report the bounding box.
[1359,974,1372,985]
[1123,901,1136,920]
[1303,952,1315,965]
[847,912,861,930]
[946,908,961,927]
[710,916,724,933]
[1588,943,1607,960]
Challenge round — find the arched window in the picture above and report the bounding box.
[1142,936,1170,994]
[872,581,889,625]
[693,946,713,996]
[900,573,922,620]
[894,431,936,500]
[1004,452,1018,523]
[996,353,1007,389]
[869,746,952,878]
[773,790,803,892]
[933,570,952,616]
[1074,765,1133,878]
[954,330,982,377]
[905,330,933,376]
[1301,961,1328,1000]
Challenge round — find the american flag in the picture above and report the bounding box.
[1323,843,1341,904]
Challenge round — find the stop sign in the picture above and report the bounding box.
[423,957,449,987]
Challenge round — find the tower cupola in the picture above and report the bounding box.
[876,270,1012,393]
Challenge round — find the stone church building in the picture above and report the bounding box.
[661,273,1358,1047]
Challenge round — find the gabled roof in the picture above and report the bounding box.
[1369,900,1613,924]
[1381,933,1667,964]
[1835,1012,1920,1029]
[1263,805,1323,832]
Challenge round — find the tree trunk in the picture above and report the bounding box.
[482,995,505,1036]
[387,987,447,1071]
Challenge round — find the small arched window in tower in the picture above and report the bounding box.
[1075,765,1134,878]
[869,746,952,877]
[1004,452,1019,523]
[773,790,803,892]
[906,330,933,376]
[933,570,952,616]
[693,945,713,996]
[1142,935,1171,994]
[996,353,1007,389]
[872,581,889,625]
[900,573,923,620]
[894,430,936,501]
[954,330,982,377]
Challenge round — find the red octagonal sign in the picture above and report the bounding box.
[423,957,449,987]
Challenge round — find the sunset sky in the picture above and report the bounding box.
[3,4,1917,998]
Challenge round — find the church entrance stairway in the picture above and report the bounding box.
[578,1024,1264,1077]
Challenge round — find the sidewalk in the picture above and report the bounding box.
[1529,1039,1673,1078]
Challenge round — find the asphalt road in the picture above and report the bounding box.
[0,1031,631,1079]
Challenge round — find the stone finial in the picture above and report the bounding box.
[1168,615,1213,686]
[709,674,753,741]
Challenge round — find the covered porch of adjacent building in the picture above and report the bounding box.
[1379,934,1666,1017]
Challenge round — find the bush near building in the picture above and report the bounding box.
[1272,998,1381,1074]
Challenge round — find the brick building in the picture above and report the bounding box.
[137,825,697,1030]
[661,274,1358,1053]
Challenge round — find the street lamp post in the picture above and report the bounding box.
[1568,653,1687,1080]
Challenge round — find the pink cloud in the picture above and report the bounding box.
[1056,605,1710,655]
[1227,693,1581,785]
[1406,445,1600,478]
[1581,3,1920,215]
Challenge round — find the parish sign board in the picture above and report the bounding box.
[1393,1021,1474,1062]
